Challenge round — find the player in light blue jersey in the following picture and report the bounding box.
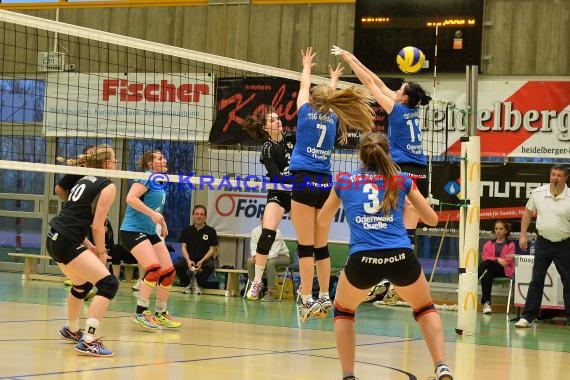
[291,47,375,321]
[336,47,432,248]
[318,133,453,380]
[119,150,181,330]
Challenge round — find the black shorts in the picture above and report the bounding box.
[398,163,428,197]
[119,230,163,252]
[266,190,291,213]
[343,248,421,289]
[46,228,87,265]
[290,171,332,209]
[109,244,138,265]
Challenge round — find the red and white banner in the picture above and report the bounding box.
[44,73,214,141]
[418,78,570,158]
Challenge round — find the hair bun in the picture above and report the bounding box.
[420,94,432,106]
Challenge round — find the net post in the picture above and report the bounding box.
[456,65,480,335]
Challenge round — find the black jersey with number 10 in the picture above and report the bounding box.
[49,176,113,242]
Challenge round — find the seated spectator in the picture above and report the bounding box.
[478,219,515,314]
[246,218,290,302]
[174,205,218,294]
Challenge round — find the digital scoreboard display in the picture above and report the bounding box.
[354,0,484,73]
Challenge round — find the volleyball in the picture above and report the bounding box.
[396,46,425,74]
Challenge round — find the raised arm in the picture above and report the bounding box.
[357,57,395,100]
[336,49,397,113]
[297,47,316,109]
[328,63,344,89]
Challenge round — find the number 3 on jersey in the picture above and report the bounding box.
[406,119,421,143]
[363,183,380,214]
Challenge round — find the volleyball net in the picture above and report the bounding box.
[0,9,460,195]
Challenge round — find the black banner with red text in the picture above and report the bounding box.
[209,77,397,147]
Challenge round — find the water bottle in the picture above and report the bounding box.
[529,238,536,255]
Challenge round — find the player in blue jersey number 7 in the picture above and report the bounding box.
[290,47,375,321]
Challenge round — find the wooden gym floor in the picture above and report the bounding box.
[0,272,568,380]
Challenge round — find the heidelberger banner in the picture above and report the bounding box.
[417,79,570,158]
[44,73,214,141]
[209,76,392,147]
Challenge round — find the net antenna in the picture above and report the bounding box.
[425,19,440,208]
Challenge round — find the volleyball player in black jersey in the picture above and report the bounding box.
[54,145,95,201]
[55,145,109,295]
[242,106,295,300]
[48,145,119,357]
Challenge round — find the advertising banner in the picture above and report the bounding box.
[417,79,570,158]
[514,255,564,308]
[430,162,552,230]
[211,77,570,157]
[44,73,214,141]
[209,76,392,147]
[207,188,349,242]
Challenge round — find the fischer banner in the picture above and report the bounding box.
[44,73,214,141]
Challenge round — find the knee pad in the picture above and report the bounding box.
[297,244,314,259]
[407,229,416,246]
[95,275,119,300]
[143,264,162,288]
[314,245,329,261]
[158,267,176,289]
[333,301,356,323]
[256,228,277,255]
[413,301,437,321]
[71,282,94,299]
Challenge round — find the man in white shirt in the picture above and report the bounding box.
[516,165,570,327]
[246,220,290,302]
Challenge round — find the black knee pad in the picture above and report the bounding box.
[71,282,94,299]
[256,228,277,255]
[297,244,314,259]
[95,274,119,300]
[314,245,329,261]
